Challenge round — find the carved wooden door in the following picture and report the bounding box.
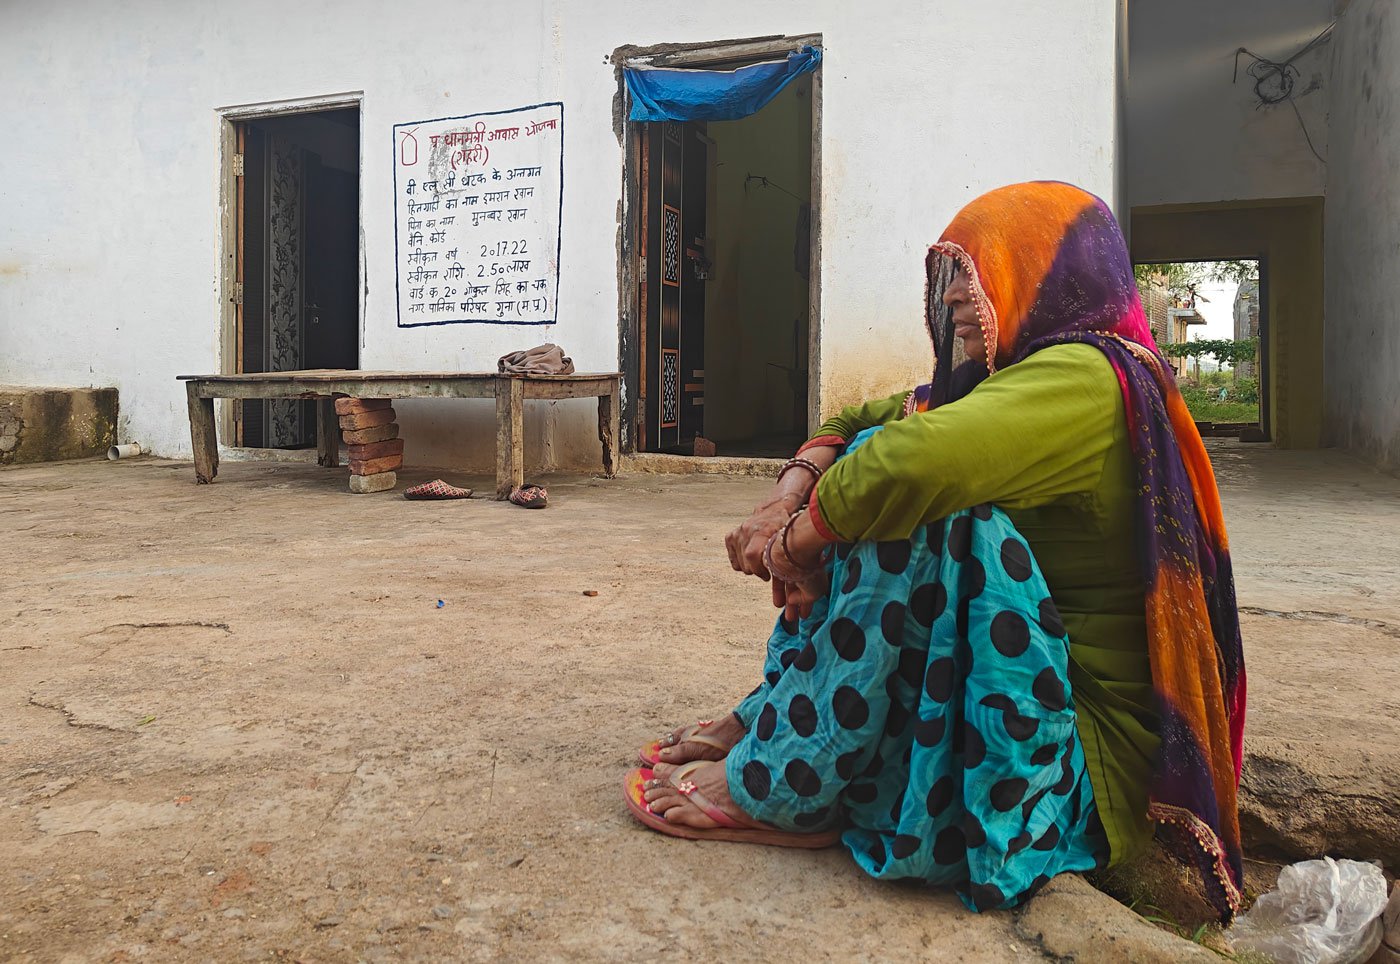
[640,121,708,452]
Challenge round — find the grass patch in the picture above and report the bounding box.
[1178,387,1258,424]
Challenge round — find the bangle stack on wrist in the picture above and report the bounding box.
[777,456,823,485]
[763,507,832,584]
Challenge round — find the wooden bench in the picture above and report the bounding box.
[177,370,621,499]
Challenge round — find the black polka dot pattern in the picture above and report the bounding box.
[829,618,867,662]
[961,557,986,598]
[924,518,946,553]
[1038,597,1066,637]
[835,749,862,780]
[914,715,947,747]
[785,759,822,797]
[793,642,818,672]
[788,695,818,737]
[876,540,912,574]
[1033,823,1061,851]
[832,685,870,731]
[933,825,965,864]
[1033,668,1068,711]
[910,582,947,627]
[891,834,922,859]
[845,782,878,804]
[979,693,1041,741]
[962,721,987,768]
[962,812,988,848]
[967,882,1005,912]
[841,557,863,594]
[924,658,955,702]
[948,516,973,561]
[897,647,925,688]
[926,775,955,817]
[990,777,1029,812]
[724,501,1104,906]
[755,703,777,741]
[881,602,907,647]
[990,611,1031,657]
[742,761,771,801]
[1000,538,1033,582]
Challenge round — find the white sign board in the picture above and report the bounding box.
[392,102,563,328]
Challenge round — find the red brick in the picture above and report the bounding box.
[338,408,396,431]
[334,396,393,416]
[341,423,399,446]
[346,437,404,461]
[349,454,404,476]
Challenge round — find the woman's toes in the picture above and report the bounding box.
[650,762,677,781]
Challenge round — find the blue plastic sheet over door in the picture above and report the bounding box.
[625,46,822,122]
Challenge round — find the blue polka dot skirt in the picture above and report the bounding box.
[725,428,1108,912]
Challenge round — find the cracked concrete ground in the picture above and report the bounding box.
[0,442,1396,962]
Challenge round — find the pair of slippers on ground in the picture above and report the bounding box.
[624,720,841,849]
[403,479,548,508]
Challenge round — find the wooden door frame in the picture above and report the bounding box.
[612,35,822,455]
[215,90,364,447]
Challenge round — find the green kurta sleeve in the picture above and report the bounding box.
[809,390,913,447]
[813,344,1119,544]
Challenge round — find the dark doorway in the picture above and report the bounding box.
[235,107,360,448]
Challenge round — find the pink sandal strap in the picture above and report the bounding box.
[668,762,746,829]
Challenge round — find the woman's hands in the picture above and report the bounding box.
[726,445,840,619]
[724,445,838,579]
[767,511,832,623]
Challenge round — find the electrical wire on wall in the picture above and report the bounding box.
[1233,21,1335,164]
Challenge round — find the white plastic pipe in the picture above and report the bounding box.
[107,443,143,460]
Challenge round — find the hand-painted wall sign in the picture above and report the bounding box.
[393,102,563,328]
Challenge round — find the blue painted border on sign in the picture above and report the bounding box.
[392,101,565,329]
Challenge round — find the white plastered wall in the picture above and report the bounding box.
[1324,0,1400,470]
[0,0,1118,469]
[1124,0,1333,207]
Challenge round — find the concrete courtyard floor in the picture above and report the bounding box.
[1,442,1397,962]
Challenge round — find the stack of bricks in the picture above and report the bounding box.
[336,397,403,493]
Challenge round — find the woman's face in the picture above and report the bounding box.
[942,266,987,366]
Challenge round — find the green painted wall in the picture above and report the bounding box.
[701,81,812,444]
[1130,200,1325,449]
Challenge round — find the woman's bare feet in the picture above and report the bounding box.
[656,713,746,764]
[641,761,759,829]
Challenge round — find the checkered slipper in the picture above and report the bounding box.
[509,483,548,509]
[404,479,473,500]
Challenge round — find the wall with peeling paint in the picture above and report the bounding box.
[0,0,1119,468]
[1324,0,1400,470]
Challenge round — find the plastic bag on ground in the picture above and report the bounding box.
[1226,857,1389,964]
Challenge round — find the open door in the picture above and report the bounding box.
[640,121,708,453]
[234,108,360,449]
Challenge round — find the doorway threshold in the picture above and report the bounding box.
[623,452,781,479]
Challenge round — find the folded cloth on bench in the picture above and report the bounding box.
[497,344,574,376]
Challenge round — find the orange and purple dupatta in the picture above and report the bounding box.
[913,182,1246,918]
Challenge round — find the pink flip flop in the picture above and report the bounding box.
[623,763,841,849]
[638,719,732,766]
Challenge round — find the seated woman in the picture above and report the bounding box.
[623,182,1246,920]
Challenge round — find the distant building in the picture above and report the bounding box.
[1233,280,1260,378]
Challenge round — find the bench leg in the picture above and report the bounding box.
[185,382,219,484]
[316,397,340,468]
[495,376,524,500]
[598,383,620,478]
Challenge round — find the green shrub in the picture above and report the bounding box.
[1233,378,1259,404]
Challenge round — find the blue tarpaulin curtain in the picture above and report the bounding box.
[625,46,822,122]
